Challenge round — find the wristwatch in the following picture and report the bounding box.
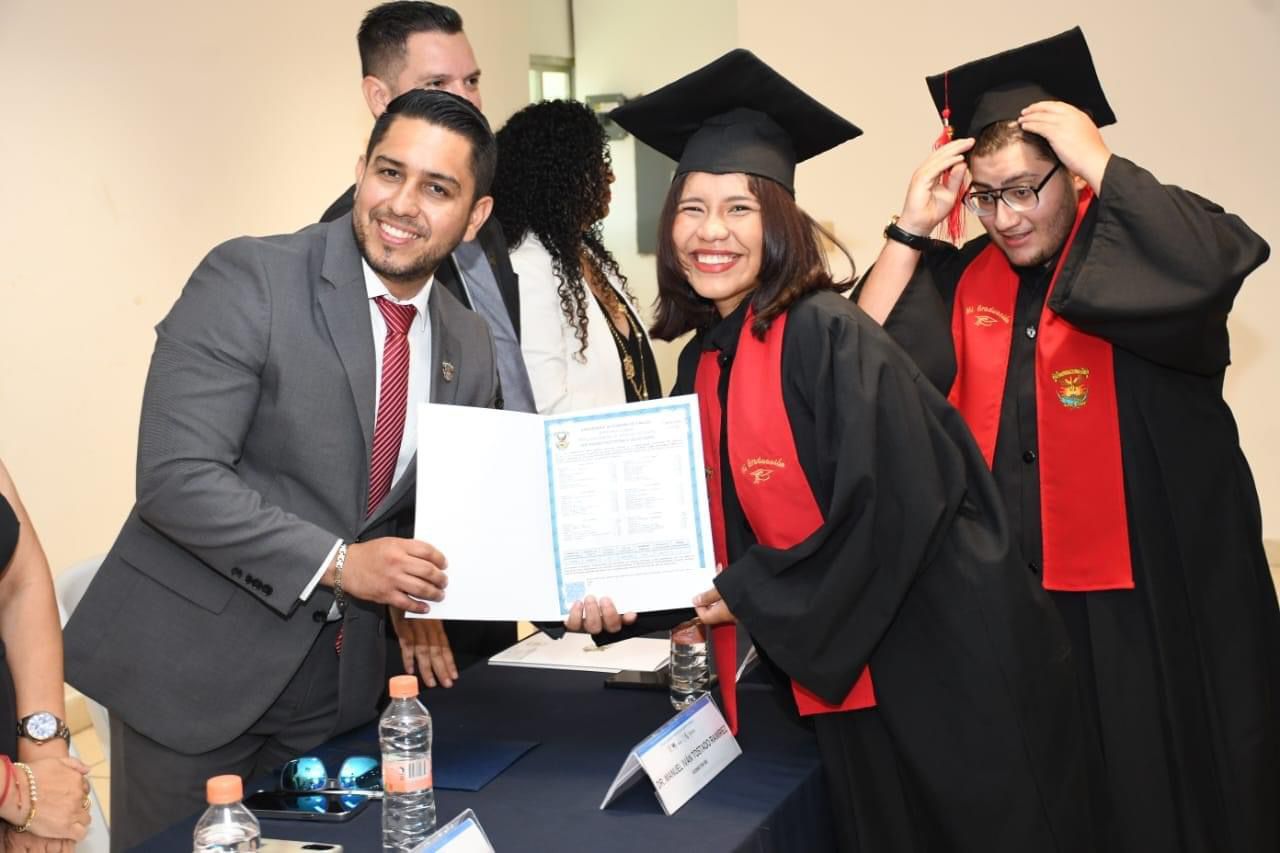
[17,711,70,745]
[883,216,932,251]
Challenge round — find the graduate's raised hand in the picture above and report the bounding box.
[565,595,637,634]
[692,586,736,626]
[1018,101,1111,193]
[897,137,975,236]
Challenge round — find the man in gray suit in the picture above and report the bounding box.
[322,1,525,687]
[64,89,499,850]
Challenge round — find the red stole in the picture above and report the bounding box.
[948,189,1133,591]
[694,309,876,733]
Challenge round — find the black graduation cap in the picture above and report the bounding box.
[926,27,1116,139]
[608,49,861,194]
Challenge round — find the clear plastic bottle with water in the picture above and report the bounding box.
[192,775,260,852]
[381,674,436,852]
[669,618,709,710]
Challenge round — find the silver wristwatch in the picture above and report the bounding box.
[17,711,71,745]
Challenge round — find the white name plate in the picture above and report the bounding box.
[411,808,494,853]
[600,693,742,815]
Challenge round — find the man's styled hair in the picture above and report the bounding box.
[358,1,464,80]
[651,172,850,341]
[365,89,496,198]
[969,119,1056,163]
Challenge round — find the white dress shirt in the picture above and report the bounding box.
[299,264,434,603]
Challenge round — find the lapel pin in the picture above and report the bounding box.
[441,360,456,383]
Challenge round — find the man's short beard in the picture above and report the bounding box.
[365,247,448,285]
[1019,187,1079,268]
[352,217,449,285]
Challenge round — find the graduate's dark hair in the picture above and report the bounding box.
[358,2,464,80]
[970,119,1056,163]
[651,172,852,341]
[491,99,632,360]
[365,89,496,199]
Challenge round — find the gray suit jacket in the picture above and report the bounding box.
[64,215,498,753]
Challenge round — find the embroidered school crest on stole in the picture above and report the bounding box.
[1051,367,1090,408]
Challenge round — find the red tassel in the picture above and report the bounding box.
[933,106,953,150]
[932,92,967,245]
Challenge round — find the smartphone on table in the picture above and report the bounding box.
[244,790,370,822]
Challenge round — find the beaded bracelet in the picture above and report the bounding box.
[12,761,36,833]
[0,755,12,809]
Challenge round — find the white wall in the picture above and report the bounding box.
[527,0,573,57]
[0,0,532,572]
[734,0,1280,538]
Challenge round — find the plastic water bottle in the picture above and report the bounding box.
[669,618,709,710]
[381,674,436,851]
[192,775,260,852]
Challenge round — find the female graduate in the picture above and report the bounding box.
[603,50,1097,852]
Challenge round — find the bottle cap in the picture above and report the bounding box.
[206,775,243,805]
[389,675,419,698]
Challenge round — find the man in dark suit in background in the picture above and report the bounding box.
[323,2,534,415]
[322,1,524,685]
[65,90,501,850]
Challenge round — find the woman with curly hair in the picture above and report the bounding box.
[492,99,660,413]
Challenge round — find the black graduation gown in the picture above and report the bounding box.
[674,291,1094,853]
[873,155,1279,853]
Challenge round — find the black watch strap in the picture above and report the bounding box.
[883,218,931,251]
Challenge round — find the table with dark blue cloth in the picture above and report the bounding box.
[132,659,835,852]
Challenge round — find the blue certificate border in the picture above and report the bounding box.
[544,400,709,615]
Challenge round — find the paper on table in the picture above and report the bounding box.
[412,396,715,621]
[487,631,670,674]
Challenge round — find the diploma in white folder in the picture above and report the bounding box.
[412,395,716,621]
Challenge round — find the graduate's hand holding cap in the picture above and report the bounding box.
[897,137,975,237]
[1017,101,1111,193]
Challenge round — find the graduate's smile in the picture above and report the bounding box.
[998,229,1032,248]
[672,171,763,317]
[690,250,743,273]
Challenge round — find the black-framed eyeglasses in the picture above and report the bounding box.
[962,163,1061,216]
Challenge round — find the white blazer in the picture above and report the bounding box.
[512,233,653,414]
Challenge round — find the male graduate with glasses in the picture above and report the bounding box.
[857,27,1277,853]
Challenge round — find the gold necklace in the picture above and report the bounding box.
[582,252,650,400]
[602,297,649,401]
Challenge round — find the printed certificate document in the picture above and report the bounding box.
[412,395,715,621]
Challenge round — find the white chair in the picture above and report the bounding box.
[56,554,111,853]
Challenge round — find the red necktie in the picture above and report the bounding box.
[367,296,418,516]
[338,297,416,656]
